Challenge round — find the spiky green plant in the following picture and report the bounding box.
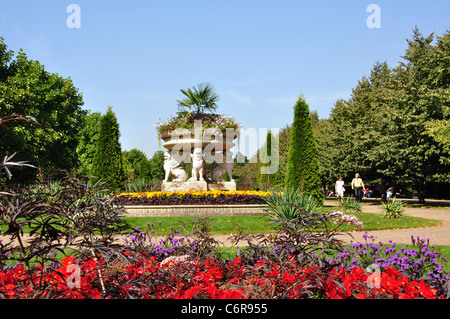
[263,188,321,220]
[340,196,362,213]
[381,197,405,219]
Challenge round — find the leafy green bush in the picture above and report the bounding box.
[381,197,405,219]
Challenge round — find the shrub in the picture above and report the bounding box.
[0,174,130,297]
[284,96,323,204]
[92,106,124,191]
[125,177,148,193]
[381,197,405,219]
[1,199,447,299]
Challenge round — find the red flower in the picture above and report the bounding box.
[60,256,77,266]
[410,279,438,299]
[0,254,441,299]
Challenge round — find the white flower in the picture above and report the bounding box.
[161,254,192,268]
[330,210,364,229]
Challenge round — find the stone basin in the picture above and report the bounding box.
[160,128,237,152]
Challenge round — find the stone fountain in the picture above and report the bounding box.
[160,122,238,192]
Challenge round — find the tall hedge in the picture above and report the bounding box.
[92,106,124,191]
[285,96,323,204]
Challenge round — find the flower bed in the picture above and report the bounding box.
[154,113,242,136]
[334,234,450,289]
[0,252,443,299]
[115,190,270,206]
[1,222,448,299]
[2,176,448,300]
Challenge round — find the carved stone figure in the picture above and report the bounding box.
[210,150,234,183]
[163,152,187,182]
[189,147,204,181]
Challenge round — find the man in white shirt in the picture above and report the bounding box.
[335,175,345,202]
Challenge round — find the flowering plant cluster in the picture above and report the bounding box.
[333,233,450,292]
[2,218,447,299]
[115,190,269,206]
[0,250,443,299]
[1,167,448,300]
[330,210,364,229]
[154,113,242,135]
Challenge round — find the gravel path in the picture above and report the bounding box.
[1,200,449,248]
[210,200,450,247]
[336,200,450,246]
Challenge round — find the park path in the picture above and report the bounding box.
[1,200,449,249]
[211,199,450,247]
[336,200,450,246]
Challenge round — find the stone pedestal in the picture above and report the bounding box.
[161,180,236,192]
[208,181,236,191]
[162,180,208,192]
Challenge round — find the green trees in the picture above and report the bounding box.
[76,111,102,176]
[392,28,450,201]
[149,150,165,180]
[77,107,165,192]
[258,129,273,188]
[285,96,323,204]
[0,37,85,181]
[270,125,291,188]
[122,148,151,181]
[314,28,450,202]
[0,36,163,191]
[92,106,124,191]
[424,29,450,155]
[122,149,165,184]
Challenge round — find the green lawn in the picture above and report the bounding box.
[2,206,449,273]
[123,215,272,235]
[122,209,442,235]
[338,212,441,232]
[122,207,449,272]
[2,203,448,270]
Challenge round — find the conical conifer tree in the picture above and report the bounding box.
[92,106,124,191]
[285,95,323,204]
[258,130,272,188]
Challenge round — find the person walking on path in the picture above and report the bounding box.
[351,173,365,202]
[335,175,345,203]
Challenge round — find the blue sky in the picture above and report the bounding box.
[1,0,449,159]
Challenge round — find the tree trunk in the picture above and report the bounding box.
[417,180,426,204]
[381,178,387,202]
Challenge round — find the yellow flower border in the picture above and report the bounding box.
[116,190,271,199]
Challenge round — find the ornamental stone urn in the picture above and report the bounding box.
[160,125,238,192]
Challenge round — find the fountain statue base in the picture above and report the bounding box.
[161,180,236,192]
